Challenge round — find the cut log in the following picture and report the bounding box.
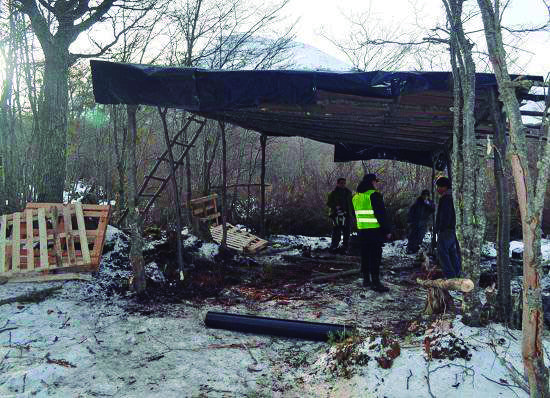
[416,278,474,293]
[311,269,361,283]
[282,255,359,266]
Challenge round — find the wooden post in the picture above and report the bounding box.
[126,105,146,294]
[489,88,512,324]
[430,156,437,256]
[158,107,185,272]
[220,121,228,248]
[260,134,267,238]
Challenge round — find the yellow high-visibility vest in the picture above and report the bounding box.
[353,190,381,229]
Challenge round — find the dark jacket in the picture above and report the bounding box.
[356,180,391,235]
[327,187,354,217]
[408,197,435,225]
[435,192,456,237]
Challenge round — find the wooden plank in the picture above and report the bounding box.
[74,202,91,265]
[63,206,77,265]
[12,212,20,272]
[26,203,109,212]
[0,215,6,273]
[192,204,216,215]
[26,209,34,270]
[37,208,49,269]
[49,207,63,267]
[189,194,218,205]
[90,206,110,270]
[4,272,93,283]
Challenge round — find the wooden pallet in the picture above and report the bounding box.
[0,203,111,279]
[210,223,268,253]
[189,194,220,225]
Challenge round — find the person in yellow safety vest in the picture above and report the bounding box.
[353,173,392,293]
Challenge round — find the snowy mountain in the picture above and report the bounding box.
[283,41,353,72]
[220,35,353,72]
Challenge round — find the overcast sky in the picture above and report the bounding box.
[285,0,549,76]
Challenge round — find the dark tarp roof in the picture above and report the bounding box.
[90,60,543,169]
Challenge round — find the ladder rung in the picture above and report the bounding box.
[147,175,166,182]
[157,157,185,165]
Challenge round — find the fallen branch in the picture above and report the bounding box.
[0,286,63,306]
[3,273,93,283]
[416,278,474,293]
[311,269,361,283]
[480,374,521,398]
[45,352,76,368]
[282,255,359,266]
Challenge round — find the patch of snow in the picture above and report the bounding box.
[145,262,166,283]
[481,242,497,258]
[270,234,332,250]
[199,243,219,258]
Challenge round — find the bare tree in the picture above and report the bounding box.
[320,7,421,71]
[477,0,550,395]
[13,0,156,202]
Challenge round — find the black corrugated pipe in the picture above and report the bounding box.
[204,311,355,342]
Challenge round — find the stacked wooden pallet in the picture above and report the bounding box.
[0,203,110,281]
[210,223,268,253]
[189,194,220,225]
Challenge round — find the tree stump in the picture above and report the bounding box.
[424,287,455,315]
[417,278,474,316]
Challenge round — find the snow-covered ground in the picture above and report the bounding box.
[1,228,550,397]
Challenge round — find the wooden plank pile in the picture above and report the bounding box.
[210,224,268,253]
[0,203,110,281]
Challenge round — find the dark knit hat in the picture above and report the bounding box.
[363,173,380,183]
[435,177,451,188]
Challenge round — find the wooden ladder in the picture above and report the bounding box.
[119,116,207,223]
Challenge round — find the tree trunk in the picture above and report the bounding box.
[36,50,70,203]
[489,88,512,324]
[443,0,484,326]
[126,105,146,294]
[477,1,550,395]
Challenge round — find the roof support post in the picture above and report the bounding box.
[489,87,512,324]
[260,134,267,238]
[126,104,146,294]
[158,107,185,273]
[430,156,437,256]
[219,121,228,248]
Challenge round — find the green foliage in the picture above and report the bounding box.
[327,328,358,345]
[83,108,109,129]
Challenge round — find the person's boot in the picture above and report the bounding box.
[362,273,371,287]
[371,282,389,293]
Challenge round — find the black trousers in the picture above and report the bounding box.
[330,218,351,249]
[358,229,383,284]
[407,222,428,252]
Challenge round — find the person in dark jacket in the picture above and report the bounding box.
[327,178,354,253]
[353,173,392,293]
[435,177,461,278]
[406,189,435,254]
